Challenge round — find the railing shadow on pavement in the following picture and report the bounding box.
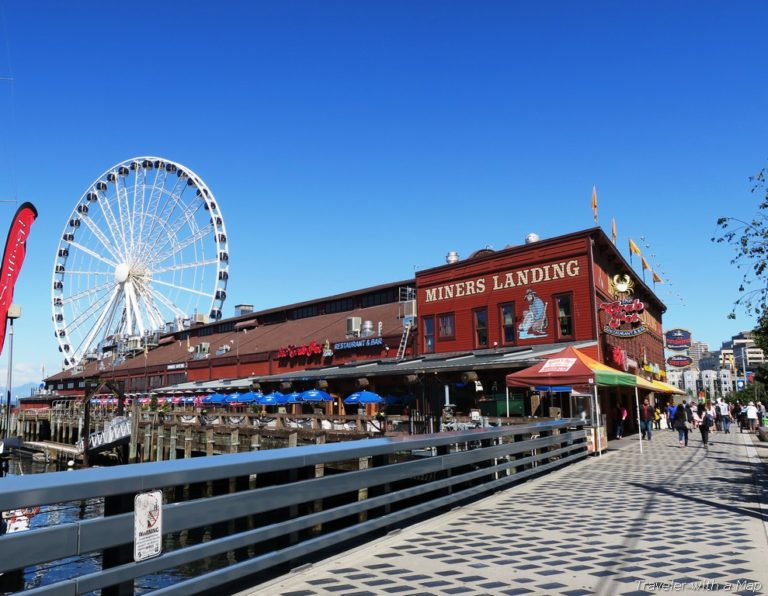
[0,418,588,595]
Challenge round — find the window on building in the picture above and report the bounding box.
[361,289,397,307]
[438,313,455,340]
[167,372,186,386]
[291,305,318,319]
[423,316,435,353]
[500,303,516,344]
[474,308,488,348]
[555,293,574,338]
[325,298,354,314]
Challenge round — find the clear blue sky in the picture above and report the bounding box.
[0,0,766,388]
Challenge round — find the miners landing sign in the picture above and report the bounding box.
[424,259,581,303]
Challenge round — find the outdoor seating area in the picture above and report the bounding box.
[86,387,402,414]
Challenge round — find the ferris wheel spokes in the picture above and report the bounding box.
[144,206,209,266]
[152,257,219,276]
[152,278,213,298]
[76,215,123,264]
[67,240,118,269]
[95,185,130,259]
[61,281,114,305]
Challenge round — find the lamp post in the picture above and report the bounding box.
[3,304,21,438]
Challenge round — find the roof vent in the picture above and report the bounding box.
[446,251,460,264]
[525,233,540,244]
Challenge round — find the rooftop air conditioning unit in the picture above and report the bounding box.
[346,316,362,337]
[195,342,210,354]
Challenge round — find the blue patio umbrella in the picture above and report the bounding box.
[234,391,261,404]
[284,392,303,404]
[344,390,384,405]
[300,389,333,402]
[202,393,227,405]
[257,391,285,406]
[224,393,242,404]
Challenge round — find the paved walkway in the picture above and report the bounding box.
[253,427,768,596]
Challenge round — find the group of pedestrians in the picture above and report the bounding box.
[670,401,717,449]
[616,397,766,447]
[731,400,765,433]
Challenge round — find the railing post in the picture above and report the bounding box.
[357,456,369,523]
[312,432,326,535]
[102,492,134,596]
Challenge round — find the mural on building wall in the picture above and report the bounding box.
[518,288,549,339]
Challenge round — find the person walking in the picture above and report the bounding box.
[653,406,662,430]
[673,404,689,447]
[616,403,628,439]
[746,401,759,433]
[639,398,654,441]
[667,402,677,431]
[718,398,731,434]
[733,401,745,432]
[700,402,715,449]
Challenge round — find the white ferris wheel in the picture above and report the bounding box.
[52,156,229,367]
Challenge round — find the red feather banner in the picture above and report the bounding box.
[0,202,38,355]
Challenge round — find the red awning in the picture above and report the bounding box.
[506,346,636,388]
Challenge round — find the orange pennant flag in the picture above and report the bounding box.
[591,186,598,224]
[641,257,650,271]
[652,271,663,283]
[628,239,641,256]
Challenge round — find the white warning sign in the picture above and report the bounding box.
[134,490,163,562]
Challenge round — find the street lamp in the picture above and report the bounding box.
[3,304,21,438]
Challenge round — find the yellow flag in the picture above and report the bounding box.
[652,271,662,283]
[591,186,598,223]
[641,257,650,271]
[629,239,641,256]
[611,218,617,244]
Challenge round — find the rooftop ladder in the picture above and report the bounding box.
[396,320,412,360]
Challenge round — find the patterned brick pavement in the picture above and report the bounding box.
[249,428,768,596]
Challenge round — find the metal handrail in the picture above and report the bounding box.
[0,418,588,594]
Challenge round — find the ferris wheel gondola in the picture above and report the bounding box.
[51,157,229,367]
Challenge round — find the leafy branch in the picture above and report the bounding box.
[712,167,768,319]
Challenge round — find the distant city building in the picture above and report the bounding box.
[688,340,709,368]
[721,331,765,374]
[698,351,720,371]
[667,368,734,398]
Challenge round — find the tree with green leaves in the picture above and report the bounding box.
[714,167,768,384]
[713,167,768,319]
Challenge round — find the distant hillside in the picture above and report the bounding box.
[0,382,43,404]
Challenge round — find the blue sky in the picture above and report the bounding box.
[0,0,766,389]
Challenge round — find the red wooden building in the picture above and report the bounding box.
[43,227,670,425]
